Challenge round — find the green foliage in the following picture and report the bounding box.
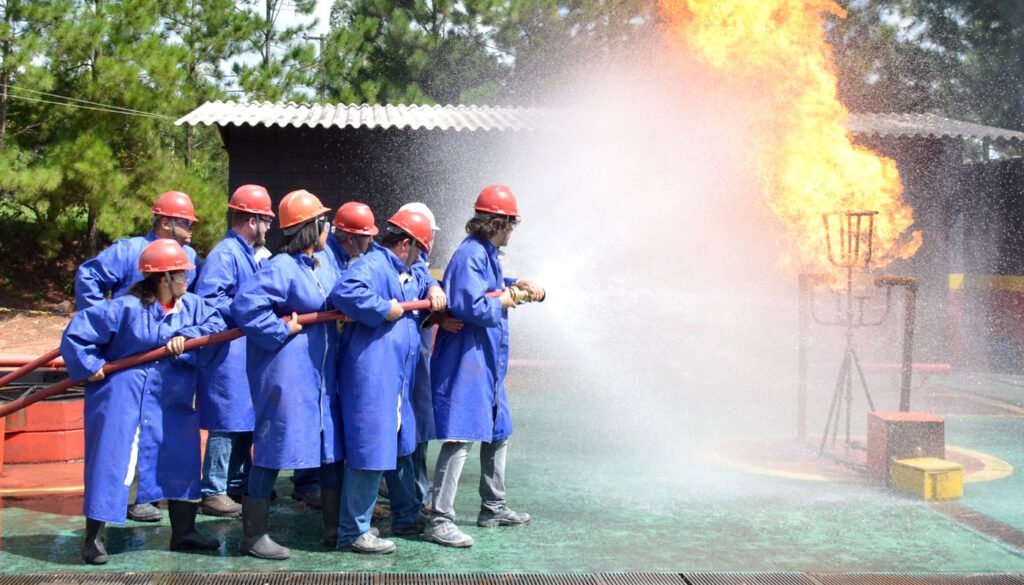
[322,0,655,105]
[0,0,311,260]
[232,0,318,101]
[832,0,1024,132]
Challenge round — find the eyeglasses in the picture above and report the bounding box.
[167,272,189,283]
[258,217,273,225]
[506,217,521,228]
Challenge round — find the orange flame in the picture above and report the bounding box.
[659,0,922,271]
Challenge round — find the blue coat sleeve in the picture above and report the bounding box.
[329,260,392,327]
[74,243,130,310]
[231,265,293,351]
[413,262,438,299]
[193,251,237,325]
[448,252,503,328]
[174,296,228,368]
[59,304,119,381]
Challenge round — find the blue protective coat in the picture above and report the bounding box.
[430,236,516,442]
[194,231,259,432]
[410,253,436,444]
[316,235,354,278]
[75,231,199,310]
[59,294,226,524]
[231,252,342,470]
[329,243,435,471]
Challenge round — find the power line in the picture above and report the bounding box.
[2,84,175,120]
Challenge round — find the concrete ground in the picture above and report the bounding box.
[2,367,1024,574]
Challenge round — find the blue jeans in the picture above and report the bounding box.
[200,431,252,497]
[411,441,430,509]
[291,467,321,495]
[339,456,420,547]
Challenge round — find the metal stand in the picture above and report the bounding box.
[810,212,891,456]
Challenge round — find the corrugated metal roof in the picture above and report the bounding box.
[846,112,1024,142]
[174,101,536,131]
[176,102,1024,141]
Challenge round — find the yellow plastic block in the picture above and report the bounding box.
[891,457,963,500]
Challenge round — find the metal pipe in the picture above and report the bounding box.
[0,355,66,369]
[798,273,831,441]
[876,275,918,412]
[0,349,63,390]
[0,298,436,419]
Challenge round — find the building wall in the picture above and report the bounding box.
[225,125,524,258]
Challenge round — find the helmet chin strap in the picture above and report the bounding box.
[170,218,186,246]
[164,272,174,303]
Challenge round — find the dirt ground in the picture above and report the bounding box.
[0,311,70,356]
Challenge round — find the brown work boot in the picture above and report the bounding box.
[200,494,242,518]
[372,503,391,519]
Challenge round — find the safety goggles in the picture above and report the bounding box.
[172,218,196,230]
[166,272,189,283]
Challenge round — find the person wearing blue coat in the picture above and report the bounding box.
[60,239,226,565]
[231,189,342,561]
[424,185,545,549]
[75,191,203,523]
[310,200,378,546]
[76,191,201,311]
[389,202,443,511]
[330,209,446,554]
[194,185,276,518]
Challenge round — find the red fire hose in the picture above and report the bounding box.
[0,290,509,419]
[0,300,436,419]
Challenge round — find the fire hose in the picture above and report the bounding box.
[0,287,537,419]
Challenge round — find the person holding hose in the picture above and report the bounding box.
[74,190,203,523]
[330,209,446,554]
[60,239,226,564]
[424,185,545,548]
[231,189,343,560]
[195,185,276,518]
[391,202,442,512]
[311,199,378,545]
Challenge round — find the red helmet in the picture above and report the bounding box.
[152,191,200,223]
[474,184,519,218]
[335,202,379,236]
[229,184,275,217]
[278,189,330,229]
[387,209,433,253]
[138,239,196,273]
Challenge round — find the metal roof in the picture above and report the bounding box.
[175,101,535,131]
[176,102,1024,141]
[845,112,1024,142]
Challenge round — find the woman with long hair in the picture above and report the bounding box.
[61,238,226,564]
[231,189,343,560]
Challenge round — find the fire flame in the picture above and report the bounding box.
[658,0,922,271]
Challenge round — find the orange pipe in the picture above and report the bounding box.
[0,355,65,369]
[0,348,63,389]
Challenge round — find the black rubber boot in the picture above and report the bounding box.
[241,496,290,560]
[168,501,220,551]
[321,488,341,548]
[82,518,108,565]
